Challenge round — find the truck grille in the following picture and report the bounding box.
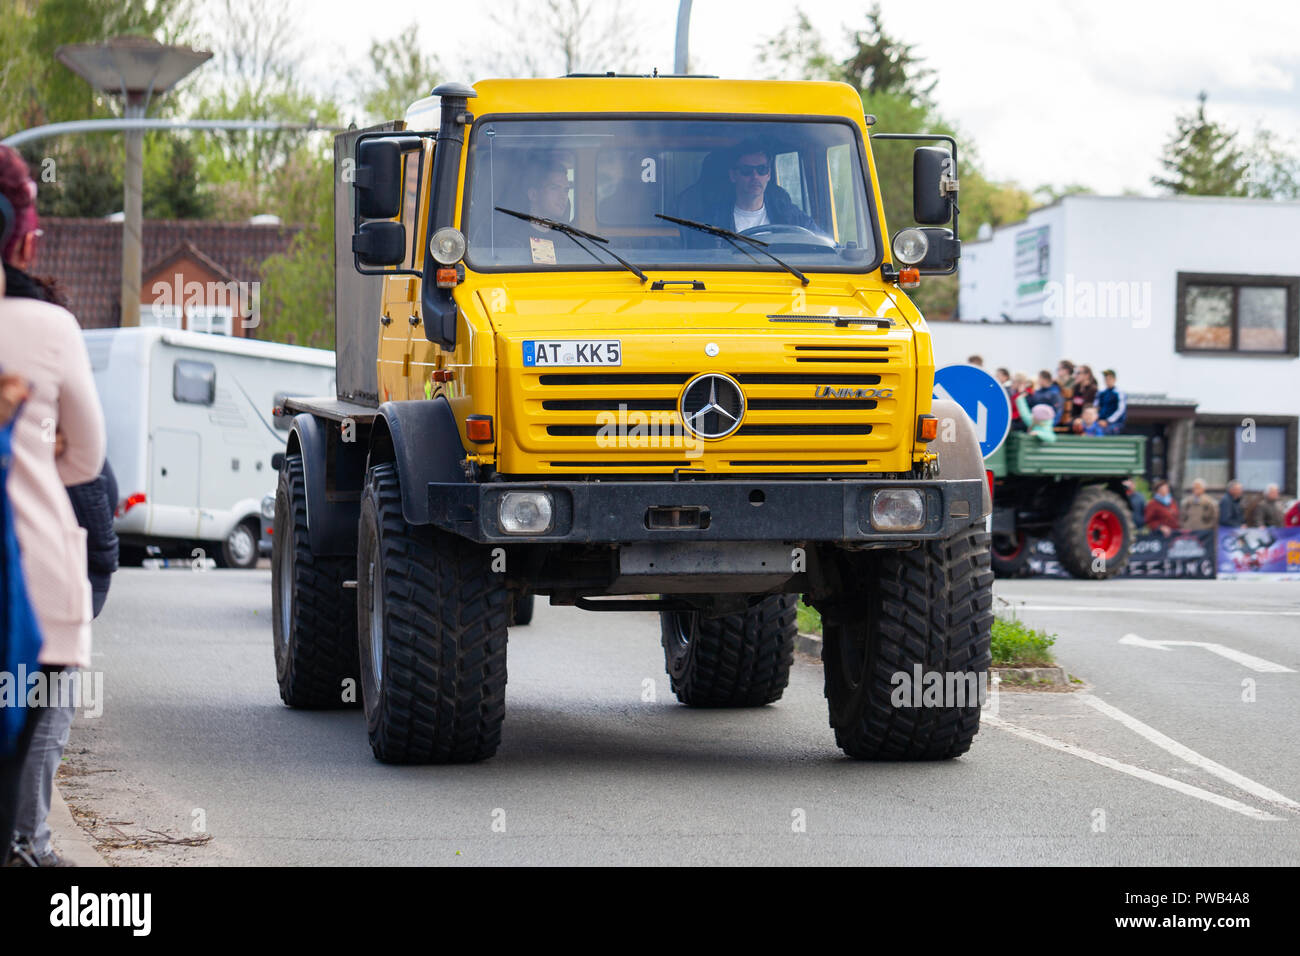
[501,337,911,473]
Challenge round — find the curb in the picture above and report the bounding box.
[795,630,823,658]
[49,784,109,868]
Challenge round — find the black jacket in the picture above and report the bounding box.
[1219,492,1246,527]
[700,182,819,236]
[5,262,118,615]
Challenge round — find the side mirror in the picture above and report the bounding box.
[271,452,285,472]
[352,220,406,267]
[913,146,956,225]
[355,139,403,220]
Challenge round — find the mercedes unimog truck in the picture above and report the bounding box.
[271,77,992,764]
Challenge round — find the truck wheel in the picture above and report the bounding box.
[271,455,359,708]
[660,594,797,707]
[822,527,993,760]
[511,592,535,626]
[356,462,509,764]
[219,518,260,569]
[990,531,1030,578]
[1051,486,1133,580]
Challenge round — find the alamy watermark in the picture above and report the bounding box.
[0,667,103,718]
[1042,273,1152,328]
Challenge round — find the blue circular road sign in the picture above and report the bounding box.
[932,364,1012,458]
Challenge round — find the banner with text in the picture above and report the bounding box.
[1217,526,1300,575]
[1022,528,1217,579]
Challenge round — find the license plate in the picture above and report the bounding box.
[522,340,621,367]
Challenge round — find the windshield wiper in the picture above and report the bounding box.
[494,207,647,283]
[655,213,809,286]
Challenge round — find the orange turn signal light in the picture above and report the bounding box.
[918,415,938,441]
[466,415,494,443]
[898,268,920,289]
[435,267,460,288]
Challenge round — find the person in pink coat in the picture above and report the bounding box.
[0,145,106,865]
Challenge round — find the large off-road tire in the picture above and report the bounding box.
[356,462,509,764]
[660,594,797,707]
[1050,486,1133,580]
[271,455,359,708]
[990,530,1030,578]
[822,526,993,760]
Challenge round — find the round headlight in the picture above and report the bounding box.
[892,228,929,266]
[429,227,467,265]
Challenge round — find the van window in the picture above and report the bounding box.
[174,360,215,406]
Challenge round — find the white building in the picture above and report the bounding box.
[935,194,1299,502]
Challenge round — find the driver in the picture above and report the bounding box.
[709,139,819,234]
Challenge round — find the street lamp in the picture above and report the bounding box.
[56,36,211,327]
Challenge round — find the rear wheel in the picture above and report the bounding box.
[1051,486,1133,579]
[356,462,509,763]
[219,518,260,569]
[271,455,359,708]
[660,594,796,707]
[511,592,535,626]
[822,526,993,760]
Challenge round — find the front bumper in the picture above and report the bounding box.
[427,478,986,544]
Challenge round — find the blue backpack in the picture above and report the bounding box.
[1,414,43,756]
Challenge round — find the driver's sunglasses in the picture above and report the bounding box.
[734,163,770,177]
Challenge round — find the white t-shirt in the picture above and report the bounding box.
[732,204,769,231]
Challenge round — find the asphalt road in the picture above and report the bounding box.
[61,569,1300,865]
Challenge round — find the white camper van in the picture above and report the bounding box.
[84,328,336,568]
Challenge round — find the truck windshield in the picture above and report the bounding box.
[463,117,878,274]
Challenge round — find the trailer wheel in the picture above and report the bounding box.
[822,526,993,760]
[1051,486,1133,580]
[356,462,509,764]
[660,594,797,707]
[219,518,260,569]
[990,531,1030,578]
[271,455,359,708]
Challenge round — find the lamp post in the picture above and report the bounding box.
[56,36,211,327]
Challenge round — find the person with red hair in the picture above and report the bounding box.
[0,145,107,866]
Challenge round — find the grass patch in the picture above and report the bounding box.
[796,600,822,635]
[991,615,1057,667]
[797,600,1057,669]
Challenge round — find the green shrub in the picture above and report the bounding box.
[991,616,1057,666]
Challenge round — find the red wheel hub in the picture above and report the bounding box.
[1087,509,1123,560]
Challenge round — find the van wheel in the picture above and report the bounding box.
[1051,487,1133,580]
[660,594,796,707]
[219,518,260,569]
[271,455,359,708]
[356,462,509,764]
[822,527,992,759]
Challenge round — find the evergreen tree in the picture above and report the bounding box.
[1151,92,1248,196]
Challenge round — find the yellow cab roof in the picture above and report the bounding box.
[405,78,867,126]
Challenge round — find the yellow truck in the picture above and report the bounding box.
[271,76,992,764]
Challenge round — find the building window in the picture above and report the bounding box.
[173,359,216,406]
[1186,416,1297,495]
[142,304,182,329]
[1176,272,1299,355]
[188,305,233,336]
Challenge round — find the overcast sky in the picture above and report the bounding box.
[220,0,1300,196]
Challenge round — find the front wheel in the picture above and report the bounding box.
[356,462,509,764]
[822,527,993,760]
[660,594,796,707]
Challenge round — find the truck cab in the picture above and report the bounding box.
[272,77,993,764]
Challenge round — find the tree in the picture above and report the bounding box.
[356,25,442,125]
[482,0,644,77]
[257,161,333,348]
[1151,92,1249,197]
[1242,127,1300,201]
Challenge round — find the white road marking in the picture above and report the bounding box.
[1006,603,1300,617]
[1079,693,1300,815]
[1118,633,1295,673]
[985,714,1284,821]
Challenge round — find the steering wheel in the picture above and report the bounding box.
[739,223,837,248]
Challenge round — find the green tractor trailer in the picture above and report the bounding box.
[986,432,1147,579]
